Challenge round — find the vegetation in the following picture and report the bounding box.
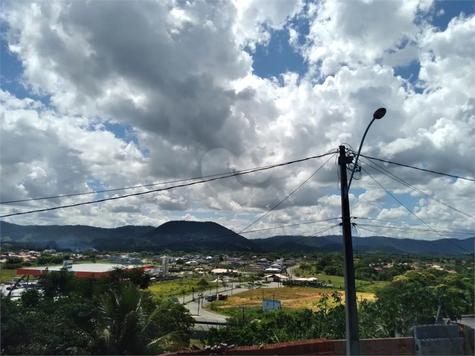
[207,268,474,346]
[2,250,473,353]
[1,269,18,283]
[295,253,413,282]
[206,287,374,315]
[147,277,213,299]
[292,268,389,293]
[1,268,194,355]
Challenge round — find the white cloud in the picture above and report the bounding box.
[303,0,434,76]
[1,0,474,240]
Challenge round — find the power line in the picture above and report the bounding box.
[0,151,336,218]
[1,151,338,205]
[362,158,474,219]
[355,223,473,236]
[240,218,340,235]
[354,225,394,240]
[360,154,475,182]
[306,224,341,237]
[353,217,474,234]
[1,175,229,205]
[361,166,470,253]
[354,224,462,251]
[238,154,336,234]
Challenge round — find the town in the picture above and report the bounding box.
[2,244,474,354]
[1,0,474,355]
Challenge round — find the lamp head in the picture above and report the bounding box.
[373,108,386,120]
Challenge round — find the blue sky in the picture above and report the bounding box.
[1,0,474,239]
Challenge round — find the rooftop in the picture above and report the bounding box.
[17,263,154,278]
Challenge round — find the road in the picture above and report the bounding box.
[182,281,282,327]
[286,264,299,279]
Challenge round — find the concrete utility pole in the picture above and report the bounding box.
[338,145,361,355]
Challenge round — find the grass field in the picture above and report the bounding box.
[147,277,214,299]
[0,269,17,283]
[206,287,375,316]
[294,268,388,293]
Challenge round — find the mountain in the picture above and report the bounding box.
[140,221,256,251]
[0,221,155,251]
[0,220,257,252]
[1,220,472,254]
[253,234,475,254]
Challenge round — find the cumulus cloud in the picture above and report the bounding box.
[1,0,474,240]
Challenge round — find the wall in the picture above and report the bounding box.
[169,337,415,355]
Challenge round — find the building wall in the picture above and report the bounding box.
[169,337,415,355]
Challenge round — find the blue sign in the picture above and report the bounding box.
[262,298,281,311]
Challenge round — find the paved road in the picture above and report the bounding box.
[182,281,282,325]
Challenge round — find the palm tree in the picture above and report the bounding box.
[96,284,185,354]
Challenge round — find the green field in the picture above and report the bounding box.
[294,268,388,293]
[206,287,375,316]
[0,269,17,283]
[147,277,215,299]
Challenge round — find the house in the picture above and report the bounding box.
[244,264,264,272]
[264,274,289,282]
[107,255,143,265]
[257,258,270,266]
[211,268,238,275]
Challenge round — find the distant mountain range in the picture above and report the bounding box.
[252,234,474,255]
[1,220,473,255]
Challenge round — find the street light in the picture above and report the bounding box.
[347,108,386,191]
[338,108,386,355]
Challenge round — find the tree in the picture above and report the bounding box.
[4,256,23,269]
[39,269,77,298]
[323,265,337,276]
[198,278,210,291]
[96,283,193,354]
[107,267,151,290]
[96,284,155,354]
[20,289,41,308]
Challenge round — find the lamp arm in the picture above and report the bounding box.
[347,117,376,191]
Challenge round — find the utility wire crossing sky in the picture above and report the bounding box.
[1,0,474,240]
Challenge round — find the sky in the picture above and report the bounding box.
[1,0,474,241]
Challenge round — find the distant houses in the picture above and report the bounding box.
[107,255,143,265]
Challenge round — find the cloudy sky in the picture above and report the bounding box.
[1,0,474,241]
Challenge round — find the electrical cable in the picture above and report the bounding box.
[237,153,336,234]
[355,223,474,236]
[360,154,475,182]
[1,151,337,205]
[353,217,474,234]
[361,166,471,253]
[0,151,336,218]
[362,158,474,219]
[354,224,450,250]
[305,224,341,237]
[355,224,400,239]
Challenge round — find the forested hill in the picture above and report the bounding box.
[1,220,473,254]
[252,234,474,255]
